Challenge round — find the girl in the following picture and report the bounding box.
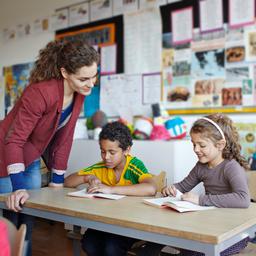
[162,113,250,256]
[65,121,157,256]
[1,39,99,256]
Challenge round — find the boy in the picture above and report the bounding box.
[64,121,157,256]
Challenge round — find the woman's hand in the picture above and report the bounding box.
[161,185,177,197]
[5,190,29,212]
[182,192,199,205]
[87,183,112,194]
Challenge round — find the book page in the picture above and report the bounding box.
[143,189,215,212]
[67,189,125,200]
[164,201,216,212]
[143,189,183,207]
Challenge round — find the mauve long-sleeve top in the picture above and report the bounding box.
[174,159,250,208]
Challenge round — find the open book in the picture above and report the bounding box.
[67,188,125,200]
[143,190,215,213]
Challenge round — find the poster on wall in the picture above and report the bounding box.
[90,0,113,22]
[50,8,69,31]
[69,2,89,27]
[229,0,255,28]
[235,122,256,162]
[113,0,138,15]
[199,0,223,33]
[4,62,34,115]
[171,7,193,45]
[139,0,167,9]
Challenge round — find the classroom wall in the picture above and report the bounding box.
[0,0,255,123]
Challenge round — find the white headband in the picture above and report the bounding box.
[201,117,226,141]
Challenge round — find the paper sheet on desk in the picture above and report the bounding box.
[67,188,125,200]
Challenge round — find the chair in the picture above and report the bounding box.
[152,171,167,192]
[0,217,27,256]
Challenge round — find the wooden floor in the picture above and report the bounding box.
[31,217,256,256]
[32,217,86,256]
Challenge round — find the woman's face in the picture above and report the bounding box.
[62,62,98,96]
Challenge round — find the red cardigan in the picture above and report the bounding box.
[0,79,85,177]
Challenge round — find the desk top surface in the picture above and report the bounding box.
[1,187,256,244]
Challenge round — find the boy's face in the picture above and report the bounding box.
[99,139,129,169]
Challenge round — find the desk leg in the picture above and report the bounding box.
[202,245,219,256]
[72,225,81,256]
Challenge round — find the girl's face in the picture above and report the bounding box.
[99,139,130,169]
[61,62,98,96]
[191,132,224,168]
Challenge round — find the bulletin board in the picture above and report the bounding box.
[55,15,124,117]
[160,0,256,115]
[55,15,124,73]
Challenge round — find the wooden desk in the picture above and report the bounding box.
[1,187,256,256]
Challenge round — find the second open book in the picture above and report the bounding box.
[143,190,216,213]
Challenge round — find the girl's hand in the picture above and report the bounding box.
[87,183,112,194]
[5,190,29,212]
[161,185,177,197]
[182,192,199,205]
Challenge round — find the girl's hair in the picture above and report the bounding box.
[190,113,249,169]
[29,40,100,83]
[99,121,133,151]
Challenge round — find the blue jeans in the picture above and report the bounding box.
[0,159,41,256]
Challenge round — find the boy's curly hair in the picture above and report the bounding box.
[99,121,133,150]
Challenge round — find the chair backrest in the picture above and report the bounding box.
[152,171,166,192]
[0,217,27,256]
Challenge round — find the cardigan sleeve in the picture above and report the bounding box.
[199,161,250,208]
[174,163,201,193]
[4,86,47,169]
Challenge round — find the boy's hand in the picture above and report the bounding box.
[6,189,29,212]
[182,192,199,205]
[87,183,112,194]
[161,185,177,197]
[88,176,101,187]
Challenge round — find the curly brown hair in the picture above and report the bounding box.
[29,40,100,83]
[190,113,249,169]
[99,121,133,151]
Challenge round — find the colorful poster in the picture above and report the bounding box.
[4,62,34,115]
[235,123,256,161]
